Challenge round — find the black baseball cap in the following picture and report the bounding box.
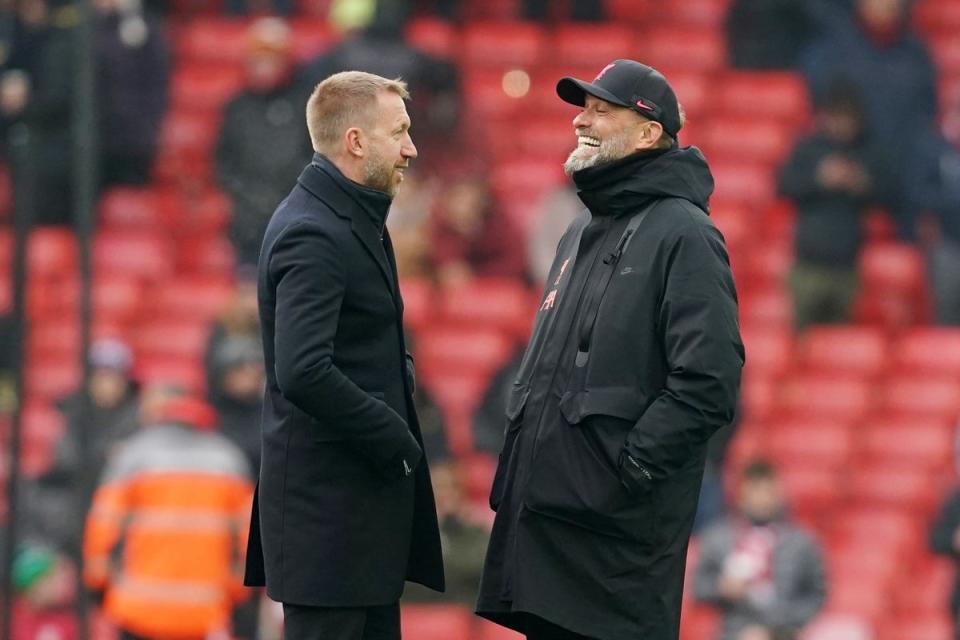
[557,59,682,138]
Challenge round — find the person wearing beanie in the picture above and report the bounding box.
[476,60,743,640]
[83,395,254,640]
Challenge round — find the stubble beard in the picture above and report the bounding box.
[363,150,398,198]
[563,129,633,176]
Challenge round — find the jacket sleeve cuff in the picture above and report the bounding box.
[618,450,654,494]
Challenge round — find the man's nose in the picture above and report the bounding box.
[402,134,418,159]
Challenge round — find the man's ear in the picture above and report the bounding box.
[635,120,664,151]
[345,127,365,158]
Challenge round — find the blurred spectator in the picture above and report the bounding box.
[693,460,826,640]
[216,18,312,265]
[429,172,528,288]
[208,336,264,474]
[428,0,604,21]
[402,460,489,605]
[800,0,937,239]
[527,185,582,286]
[404,331,449,461]
[10,543,79,640]
[387,167,439,280]
[302,0,461,168]
[908,91,960,325]
[95,0,170,187]
[725,0,815,69]
[472,346,522,455]
[1,0,77,225]
[778,81,880,331]
[30,338,139,555]
[929,458,960,637]
[205,265,261,390]
[226,0,291,18]
[83,395,254,640]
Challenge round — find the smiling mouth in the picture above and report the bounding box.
[577,135,601,148]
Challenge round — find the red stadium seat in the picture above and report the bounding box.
[643,26,726,72]
[93,275,143,324]
[930,31,960,75]
[490,157,564,207]
[826,575,889,624]
[170,64,245,113]
[738,285,792,330]
[22,402,65,442]
[27,277,79,321]
[895,557,954,615]
[551,24,638,66]
[861,415,953,472]
[94,231,174,282]
[849,464,941,514]
[775,374,872,421]
[158,110,219,162]
[514,115,578,160]
[885,614,953,640]
[880,375,960,419]
[416,326,514,376]
[461,22,546,68]
[461,453,498,503]
[699,117,795,165]
[152,278,234,322]
[528,65,603,115]
[739,324,793,379]
[859,243,925,294]
[800,614,873,640]
[28,227,76,277]
[99,187,166,229]
[796,326,888,377]
[420,370,490,455]
[175,188,233,235]
[175,18,251,65]
[178,234,236,278]
[475,617,525,640]
[777,464,845,515]
[603,0,653,22]
[400,605,473,640]
[463,70,526,119]
[914,0,960,36]
[767,417,853,469]
[679,603,720,640]
[400,277,434,332]
[740,239,793,288]
[134,317,211,360]
[709,200,752,256]
[25,357,81,402]
[440,278,535,338]
[288,18,336,61]
[716,72,811,124]
[656,69,711,117]
[664,0,730,26]
[831,507,917,551]
[28,319,81,361]
[738,375,776,421]
[405,17,456,59]
[894,327,960,376]
[136,355,206,392]
[709,160,777,204]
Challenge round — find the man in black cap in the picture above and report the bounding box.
[476,59,744,640]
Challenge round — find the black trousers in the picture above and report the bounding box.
[282,602,400,640]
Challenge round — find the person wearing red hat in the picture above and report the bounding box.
[476,60,743,640]
[83,395,255,640]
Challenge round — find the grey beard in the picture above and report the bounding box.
[563,132,633,176]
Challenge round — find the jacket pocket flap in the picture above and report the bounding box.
[505,384,531,422]
[559,387,646,425]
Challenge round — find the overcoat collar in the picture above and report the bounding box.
[297,153,397,296]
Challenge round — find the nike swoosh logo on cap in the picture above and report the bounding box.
[635,98,654,111]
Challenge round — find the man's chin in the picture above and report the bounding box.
[563,150,601,176]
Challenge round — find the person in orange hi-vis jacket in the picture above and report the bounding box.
[83,395,255,640]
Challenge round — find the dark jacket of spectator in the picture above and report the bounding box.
[778,131,878,267]
[208,336,264,474]
[931,488,960,625]
[725,0,815,69]
[96,8,170,186]
[800,0,937,237]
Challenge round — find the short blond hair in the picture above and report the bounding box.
[306,71,410,154]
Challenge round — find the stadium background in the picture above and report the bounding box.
[2,0,960,638]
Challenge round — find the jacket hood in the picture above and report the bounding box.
[572,146,714,217]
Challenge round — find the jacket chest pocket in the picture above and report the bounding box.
[524,387,656,543]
